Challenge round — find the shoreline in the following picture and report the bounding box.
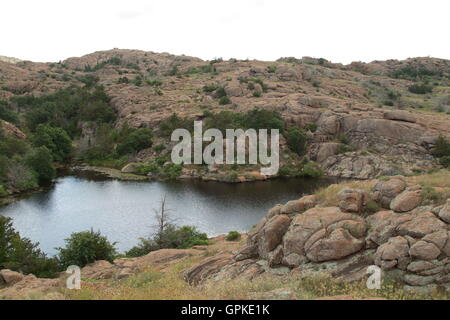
[0,164,343,208]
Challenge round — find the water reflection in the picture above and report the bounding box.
[0,174,338,255]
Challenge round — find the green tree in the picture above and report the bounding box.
[26,146,56,183]
[116,128,153,156]
[0,100,18,123]
[0,216,59,278]
[285,126,307,155]
[56,229,117,268]
[432,135,450,158]
[32,124,72,162]
[243,109,284,131]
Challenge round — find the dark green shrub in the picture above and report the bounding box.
[32,124,72,162]
[0,216,60,277]
[305,123,318,132]
[337,144,357,154]
[126,225,208,257]
[125,238,158,257]
[408,84,433,94]
[26,146,56,183]
[266,66,277,73]
[432,135,450,158]
[116,128,153,156]
[243,109,284,131]
[0,184,6,196]
[440,156,450,168]
[0,100,18,123]
[338,134,350,145]
[389,66,443,81]
[118,77,129,84]
[146,79,163,87]
[0,136,30,158]
[421,186,443,205]
[219,96,231,105]
[216,87,227,98]
[153,144,165,152]
[165,65,179,76]
[285,126,307,155]
[301,162,323,178]
[202,84,219,93]
[364,200,380,214]
[6,163,38,191]
[225,231,241,241]
[78,74,99,88]
[56,229,117,268]
[159,113,193,137]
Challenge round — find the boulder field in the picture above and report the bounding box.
[185,176,450,294]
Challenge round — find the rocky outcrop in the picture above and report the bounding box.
[0,270,62,300]
[383,110,416,123]
[338,188,368,213]
[371,177,406,208]
[0,269,24,286]
[188,176,450,293]
[1,50,449,180]
[0,120,26,139]
[390,191,422,212]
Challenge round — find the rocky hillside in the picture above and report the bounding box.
[0,50,449,179]
[1,170,449,300]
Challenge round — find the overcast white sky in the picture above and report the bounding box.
[1,0,449,64]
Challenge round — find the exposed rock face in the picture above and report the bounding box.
[371,177,406,208]
[280,195,317,215]
[374,236,410,270]
[0,270,62,300]
[282,207,366,265]
[439,200,450,223]
[0,269,24,286]
[383,110,416,123]
[390,191,422,212]
[338,188,368,213]
[0,120,26,139]
[193,176,450,292]
[316,142,340,162]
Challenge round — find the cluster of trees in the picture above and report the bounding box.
[12,85,116,136]
[81,124,153,168]
[0,85,110,194]
[0,129,58,194]
[160,109,307,157]
[389,66,443,81]
[0,84,156,190]
[408,83,434,94]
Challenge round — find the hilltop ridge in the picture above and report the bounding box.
[0,49,449,180]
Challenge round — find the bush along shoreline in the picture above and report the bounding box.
[0,208,211,278]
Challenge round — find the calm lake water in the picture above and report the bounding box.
[0,171,338,255]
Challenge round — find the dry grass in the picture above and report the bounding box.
[315,180,376,207]
[64,259,448,300]
[406,169,450,188]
